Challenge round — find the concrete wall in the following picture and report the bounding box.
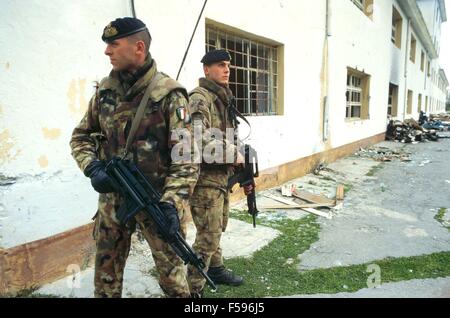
[0,0,132,248]
[0,0,447,249]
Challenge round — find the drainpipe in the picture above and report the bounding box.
[322,0,330,142]
[403,18,411,120]
[130,0,137,18]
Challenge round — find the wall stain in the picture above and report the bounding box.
[38,155,49,168]
[42,128,62,140]
[67,79,88,116]
[5,62,10,70]
[0,130,19,165]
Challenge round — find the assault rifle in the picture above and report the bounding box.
[227,145,259,228]
[105,157,217,290]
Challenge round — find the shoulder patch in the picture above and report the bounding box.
[176,106,191,124]
[149,73,188,103]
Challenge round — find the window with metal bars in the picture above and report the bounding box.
[346,74,362,118]
[205,26,279,116]
[346,69,371,120]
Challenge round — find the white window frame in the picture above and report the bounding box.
[346,74,363,119]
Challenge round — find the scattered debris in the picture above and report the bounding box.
[0,174,17,186]
[386,119,440,143]
[281,184,295,197]
[428,113,450,130]
[334,185,345,210]
[354,146,412,162]
[313,162,326,175]
[260,185,346,220]
[292,188,335,207]
[418,160,431,167]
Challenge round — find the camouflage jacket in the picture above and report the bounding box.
[189,78,239,189]
[70,59,199,215]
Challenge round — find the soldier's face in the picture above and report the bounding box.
[204,61,230,87]
[104,38,139,72]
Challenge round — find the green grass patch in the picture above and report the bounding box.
[366,164,384,177]
[343,183,353,194]
[435,208,450,232]
[320,175,336,182]
[204,212,450,298]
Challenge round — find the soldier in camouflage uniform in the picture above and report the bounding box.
[187,50,254,296]
[70,18,198,298]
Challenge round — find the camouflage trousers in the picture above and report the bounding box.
[187,186,229,293]
[92,193,190,298]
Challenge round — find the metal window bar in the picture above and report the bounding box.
[206,26,278,116]
[346,75,363,118]
[351,0,365,12]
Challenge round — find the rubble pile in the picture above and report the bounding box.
[355,146,412,162]
[428,113,450,130]
[386,119,439,143]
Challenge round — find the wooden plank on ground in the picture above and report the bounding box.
[260,203,336,210]
[300,208,333,219]
[292,189,335,205]
[336,185,345,201]
[263,194,299,206]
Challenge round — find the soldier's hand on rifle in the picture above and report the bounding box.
[158,202,180,240]
[84,160,118,194]
[244,184,254,195]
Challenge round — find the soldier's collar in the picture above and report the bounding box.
[124,58,158,100]
[199,77,233,105]
[119,54,153,88]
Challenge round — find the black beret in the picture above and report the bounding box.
[201,49,231,65]
[102,17,148,43]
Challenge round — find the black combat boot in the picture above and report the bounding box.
[207,266,244,286]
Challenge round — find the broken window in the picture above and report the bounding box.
[407,90,413,115]
[205,26,279,116]
[388,83,398,117]
[420,51,425,72]
[418,94,422,113]
[410,34,416,63]
[346,69,370,120]
[391,6,403,49]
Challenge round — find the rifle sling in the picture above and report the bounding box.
[124,73,164,155]
[229,104,251,129]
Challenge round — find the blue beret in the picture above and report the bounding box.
[201,49,232,65]
[102,17,149,43]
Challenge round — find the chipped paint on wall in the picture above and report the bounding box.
[42,128,62,140]
[38,155,49,168]
[67,79,88,116]
[0,130,19,165]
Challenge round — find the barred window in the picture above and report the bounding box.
[206,26,279,116]
[346,74,362,118]
[346,68,371,120]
